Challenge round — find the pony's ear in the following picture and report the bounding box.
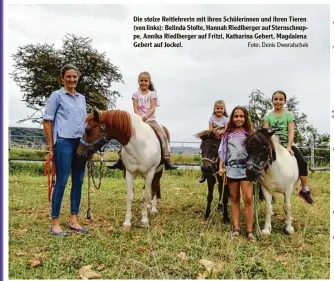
[93,107,101,121]
[265,127,276,137]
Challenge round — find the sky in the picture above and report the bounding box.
[7,4,330,142]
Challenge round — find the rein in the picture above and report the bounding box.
[202,155,227,206]
[80,124,109,220]
[80,124,109,155]
[44,154,56,202]
[254,181,262,239]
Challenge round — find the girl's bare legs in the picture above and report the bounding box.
[229,182,241,231]
[240,181,254,233]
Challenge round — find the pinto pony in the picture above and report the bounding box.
[196,130,229,223]
[77,109,169,228]
[244,128,299,235]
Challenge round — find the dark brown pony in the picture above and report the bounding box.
[196,130,229,223]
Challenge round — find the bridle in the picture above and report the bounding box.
[200,138,220,175]
[79,123,109,220]
[246,146,273,173]
[201,156,219,169]
[79,124,109,157]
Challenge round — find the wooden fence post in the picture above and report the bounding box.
[310,134,315,169]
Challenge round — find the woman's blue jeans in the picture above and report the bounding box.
[51,138,86,218]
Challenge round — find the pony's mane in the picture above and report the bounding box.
[86,110,132,144]
[195,130,215,139]
[244,129,277,162]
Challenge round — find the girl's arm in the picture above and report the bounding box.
[218,159,225,176]
[142,99,157,121]
[132,99,140,115]
[287,121,295,150]
[43,120,54,159]
[147,98,157,118]
[209,123,214,131]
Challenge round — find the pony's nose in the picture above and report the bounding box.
[201,165,213,174]
[246,165,257,180]
[76,153,87,161]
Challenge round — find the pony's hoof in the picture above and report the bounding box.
[140,220,149,228]
[223,217,230,224]
[150,209,158,215]
[286,226,294,235]
[262,229,271,236]
[217,204,223,211]
[122,222,131,228]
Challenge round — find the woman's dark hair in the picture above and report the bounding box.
[272,90,286,101]
[60,64,80,78]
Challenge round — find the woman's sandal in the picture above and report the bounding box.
[247,232,256,242]
[68,224,89,234]
[49,225,68,237]
[231,229,240,240]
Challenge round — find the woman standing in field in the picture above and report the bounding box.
[43,64,88,236]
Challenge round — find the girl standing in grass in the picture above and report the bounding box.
[218,106,255,241]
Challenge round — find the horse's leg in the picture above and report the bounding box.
[141,169,155,227]
[205,176,215,220]
[151,170,162,215]
[223,183,230,224]
[261,187,273,235]
[258,183,274,215]
[123,170,134,227]
[284,186,294,235]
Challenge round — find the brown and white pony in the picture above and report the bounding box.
[77,109,169,228]
[244,128,299,235]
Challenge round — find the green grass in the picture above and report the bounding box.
[9,171,329,279]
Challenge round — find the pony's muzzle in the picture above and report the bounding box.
[246,164,260,181]
[201,165,214,176]
[76,153,88,162]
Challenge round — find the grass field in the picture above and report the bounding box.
[9,170,330,279]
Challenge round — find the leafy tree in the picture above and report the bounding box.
[247,89,322,146]
[247,89,272,130]
[11,34,123,123]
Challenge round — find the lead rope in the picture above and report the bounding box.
[86,154,104,220]
[254,181,262,239]
[217,171,226,206]
[86,160,92,220]
[44,154,56,202]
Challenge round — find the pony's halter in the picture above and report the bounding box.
[201,156,219,174]
[80,124,109,157]
[201,157,218,165]
[247,147,272,172]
